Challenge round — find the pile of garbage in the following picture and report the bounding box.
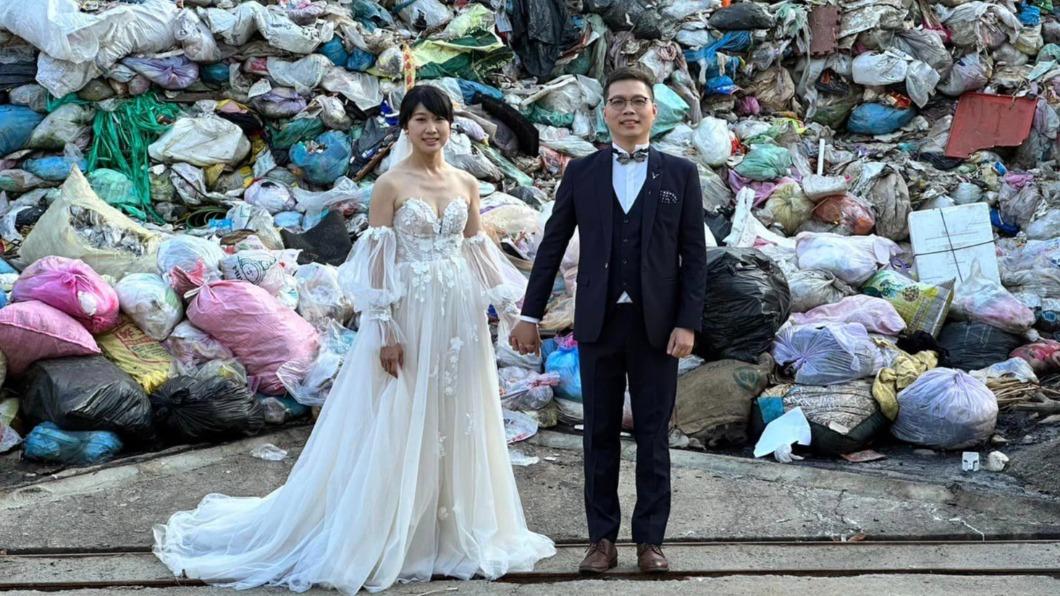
[2,0,1060,467]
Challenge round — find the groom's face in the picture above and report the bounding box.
[604,80,657,144]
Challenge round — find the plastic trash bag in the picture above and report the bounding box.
[175,8,221,63]
[852,51,909,86]
[148,116,252,167]
[695,248,791,363]
[87,168,140,216]
[278,321,357,407]
[811,193,876,235]
[294,263,352,329]
[23,153,87,182]
[790,295,907,336]
[26,104,90,151]
[22,422,123,465]
[951,262,1035,334]
[170,267,320,396]
[122,56,199,90]
[795,233,900,286]
[150,375,265,444]
[937,321,1026,371]
[734,144,792,181]
[11,256,120,334]
[244,179,295,214]
[755,381,887,455]
[397,0,452,30]
[786,269,856,313]
[545,335,581,401]
[115,273,183,341]
[0,104,45,155]
[96,317,174,393]
[0,301,101,376]
[709,2,774,30]
[693,117,733,167]
[289,130,352,186]
[891,368,997,450]
[761,182,814,234]
[220,250,288,295]
[1010,340,1060,375]
[162,320,235,373]
[0,395,19,454]
[157,235,226,291]
[499,367,560,411]
[21,354,153,441]
[802,174,848,200]
[938,53,992,97]
[862,270,954,337]
[846,104,916,135]
[773,323,884,385]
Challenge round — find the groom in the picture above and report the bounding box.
[511,68,707,574]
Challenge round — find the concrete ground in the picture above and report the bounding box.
[2,426,1059,593]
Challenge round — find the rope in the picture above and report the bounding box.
[86,93,183,224]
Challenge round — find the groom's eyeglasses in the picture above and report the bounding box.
[606,96,652,110]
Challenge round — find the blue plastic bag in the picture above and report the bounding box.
[346,47,377,72]
[545,335,582,402]
[201,63,231,86]
[1020,5,1042,26]
[846,103,916,135]
[23,155,87,182]
[0,105,44,157]
[706,75,739,96]
[23,421,124,465]
[318,38,349,66]
[651,84,689,138]
[289,131,353,186]
[457,79,504,105]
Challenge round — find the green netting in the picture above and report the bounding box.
[86,93,183,223]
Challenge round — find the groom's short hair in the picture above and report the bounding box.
[604,67,656,100]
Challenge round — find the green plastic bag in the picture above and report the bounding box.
[269,118,326,151]
[88,169,145,220]
[734,144,792,181]
[650,84,689,138]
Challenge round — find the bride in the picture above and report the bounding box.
[153,85,556,593]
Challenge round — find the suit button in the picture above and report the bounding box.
[623,238,628,243]
[624,218,629,224]
[623,259,628,264]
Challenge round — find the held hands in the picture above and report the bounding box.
[509,321,542,355]
[667,328,695,359]
[380,344,404,378]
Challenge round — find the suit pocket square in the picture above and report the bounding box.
[659,190,679,205]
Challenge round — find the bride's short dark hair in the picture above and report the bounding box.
[399,85,454,129]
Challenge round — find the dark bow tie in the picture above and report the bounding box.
[613,147,648,164]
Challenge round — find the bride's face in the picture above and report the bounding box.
[405,105,451,155]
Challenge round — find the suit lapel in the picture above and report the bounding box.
[640,147,663,259]
[599,148,614,257]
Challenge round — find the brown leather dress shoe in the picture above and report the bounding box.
[578,538,618,574]
[637,544,669,573]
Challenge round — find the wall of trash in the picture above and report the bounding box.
[1,0,1060,466]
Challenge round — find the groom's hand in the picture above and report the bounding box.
[509,321,541,355]
[667,328,695,359]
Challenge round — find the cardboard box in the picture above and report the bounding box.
[908,202,1000,291]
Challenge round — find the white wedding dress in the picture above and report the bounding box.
[153,197,555,593]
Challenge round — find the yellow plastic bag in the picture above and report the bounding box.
[97,318,174,393]
[19,167,161,279]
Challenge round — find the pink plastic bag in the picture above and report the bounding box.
[11,256,120,334]
[171,268,319,395]
[789,295,907,336]
[1011,340,1060,375]
[0,301,101,375]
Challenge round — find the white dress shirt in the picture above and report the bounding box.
[520,144,651,324]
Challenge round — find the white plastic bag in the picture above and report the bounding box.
[295,263,353,330]
[148,116,251,167]
[266,54,332,94]
[852,50,909,86]
[175,8,222,63]
[693,117,732,167]
[892,368,998,449]
[115,273,183,341]
[0,0,104,64]
[951,261,1035,334]
[157,235,226,289]
[753,406,811,461]
[278,321,356,407]
[801,174,847,200]
[162,320,235,372]
[773,323,884,385]
[795,232,900,286]
[245,179,295,214]
[220,250,288,295]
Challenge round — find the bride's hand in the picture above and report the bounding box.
[380,344,404,377]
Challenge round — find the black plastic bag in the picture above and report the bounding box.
[937,321,1025,371]
[151,375,265,443]
[281,210,352,266]
[508,0,577,80]
[477,95,539,156]
[694,248,791,363]
[583,0,673,39]
[20,355,154,441]
[709,3,775,30]
[704,206,734,245]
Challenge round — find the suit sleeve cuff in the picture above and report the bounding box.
[519,315,541,324]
